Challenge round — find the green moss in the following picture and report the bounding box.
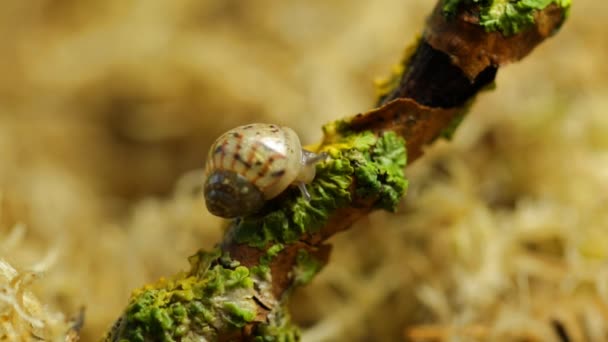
[442,0,571,36]
[233,129,408,248]
[293,249,324,286]
[109,248,257,341]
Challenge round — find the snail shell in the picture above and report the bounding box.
[204,123,322,218]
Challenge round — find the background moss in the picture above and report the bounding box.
[0,1,606,341]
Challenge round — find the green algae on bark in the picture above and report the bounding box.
[232,129,408,249]
[442,0,571,35]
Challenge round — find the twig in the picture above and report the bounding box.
[105,1,570,341]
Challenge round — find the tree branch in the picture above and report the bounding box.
[105,1,570,341]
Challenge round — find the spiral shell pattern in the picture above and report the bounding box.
[205,123,303,198]
[203,123,305,218]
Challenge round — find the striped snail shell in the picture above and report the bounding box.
[203,123,325,218]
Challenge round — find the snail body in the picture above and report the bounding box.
[204,123,324,218]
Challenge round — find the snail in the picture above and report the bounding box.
[203,123,326,218]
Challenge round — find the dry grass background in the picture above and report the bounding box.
[0,1,607,341]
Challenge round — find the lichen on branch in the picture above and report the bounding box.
[107,249,258,341]
[442,0,571,36]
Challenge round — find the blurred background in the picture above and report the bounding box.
[1,1,607,341]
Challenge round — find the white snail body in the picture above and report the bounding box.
[204,123,324,218]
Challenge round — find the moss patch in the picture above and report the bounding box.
[109,249,257,342]
[233,129,408,248]
[442,0,571,36]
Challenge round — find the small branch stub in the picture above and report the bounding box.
[429,0,571,80]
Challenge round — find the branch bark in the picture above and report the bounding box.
[105,1,570,341]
